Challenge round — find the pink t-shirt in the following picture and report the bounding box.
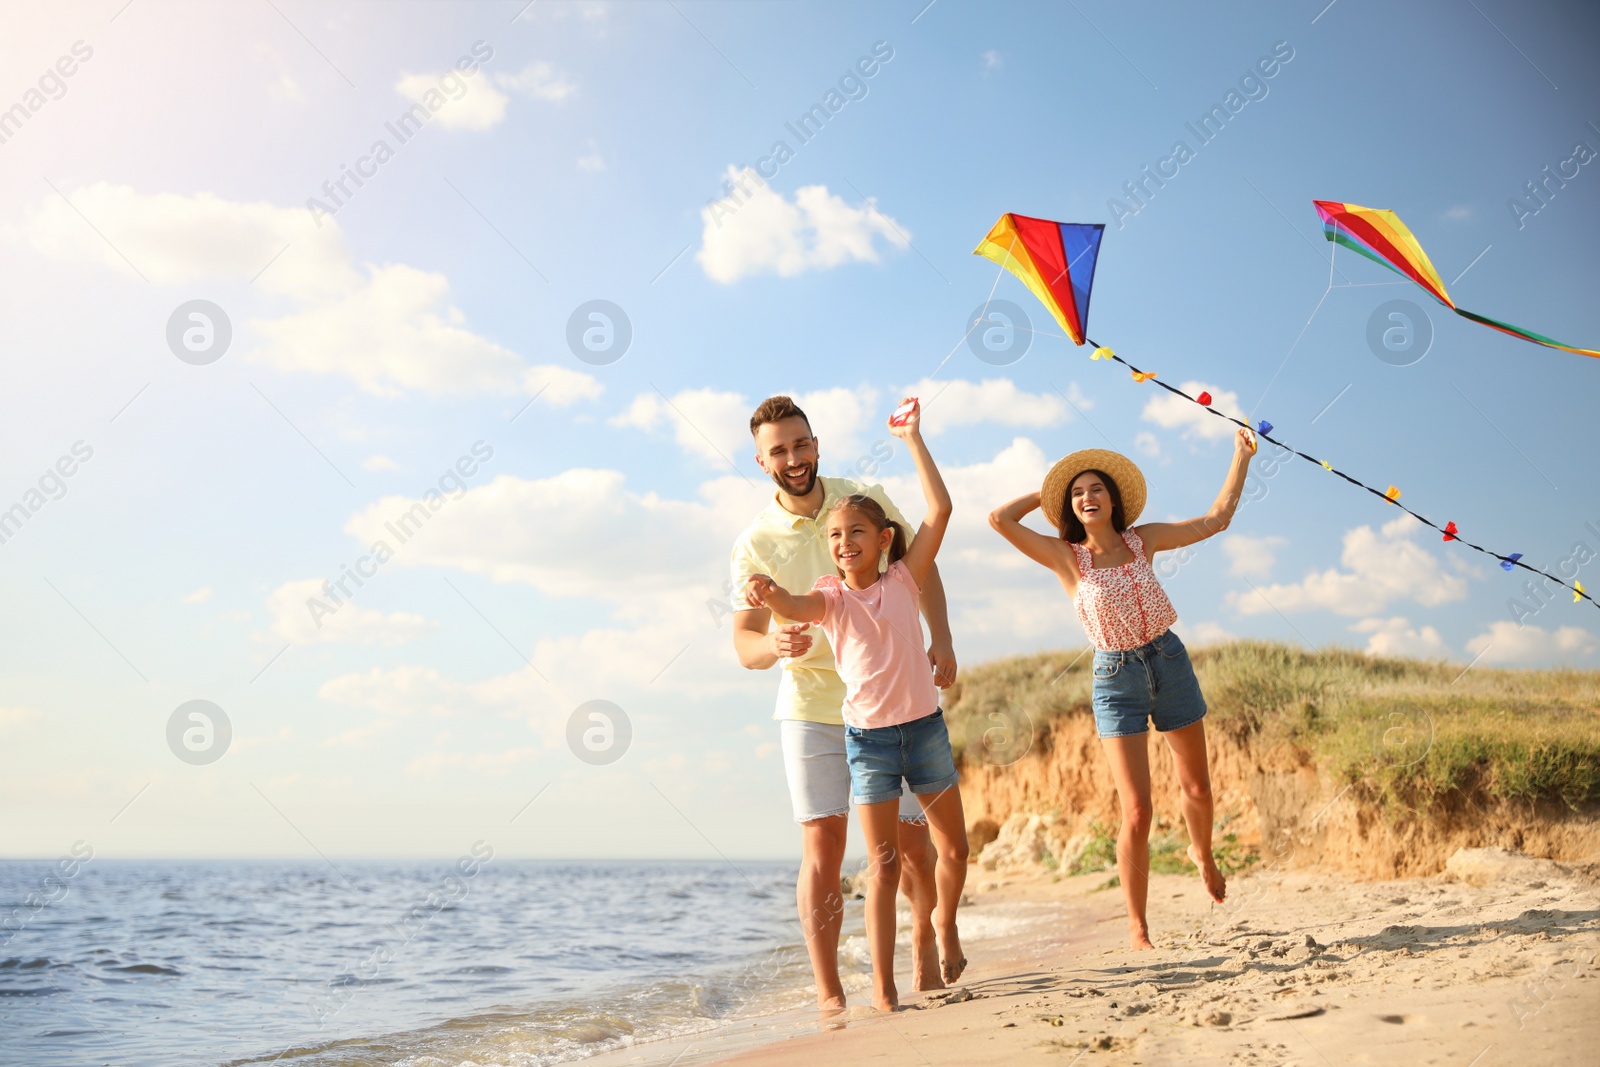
[812,560,939,730]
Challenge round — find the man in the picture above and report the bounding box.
[730,395,958,1010]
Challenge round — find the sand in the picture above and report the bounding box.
[584,850,1600,1066]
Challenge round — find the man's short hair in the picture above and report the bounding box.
[749,395,812,437]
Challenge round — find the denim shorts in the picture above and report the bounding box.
[844,710,960,807]
[1091,629,1207,739]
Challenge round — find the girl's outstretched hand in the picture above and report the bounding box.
[1236,427,1257,458]
[887,397,921,439]
[744,574,778,608]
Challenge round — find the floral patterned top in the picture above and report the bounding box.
[1068,527,1178,651]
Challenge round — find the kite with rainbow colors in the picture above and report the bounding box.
[1313,200,1599,359]
[973,210,1597,612]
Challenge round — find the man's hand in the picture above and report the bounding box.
[771,622,813,659]
[928,637,957,689]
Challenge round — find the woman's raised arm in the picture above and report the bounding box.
[989,491,1077,580]
[1138,427,1256,555]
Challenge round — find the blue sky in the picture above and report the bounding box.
[1,0,1596,859]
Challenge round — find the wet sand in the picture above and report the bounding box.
[582,851,1600,1066]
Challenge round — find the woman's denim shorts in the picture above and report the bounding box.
[844,710,960,807]
[1091,629,1207,739]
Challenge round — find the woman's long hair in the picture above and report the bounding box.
[829,494,908,569]
[1057,469,1127,544]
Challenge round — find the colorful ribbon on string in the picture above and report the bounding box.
[1083,340,1598,613]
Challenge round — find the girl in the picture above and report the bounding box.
[988,429,1256,950]
[745,398,968,1012]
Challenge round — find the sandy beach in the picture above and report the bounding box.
[581,847,1598,1066]
[574,642,1600,1067]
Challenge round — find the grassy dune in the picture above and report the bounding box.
[944,640,1600,812]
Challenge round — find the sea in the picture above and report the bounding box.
[0,858,1062,1067]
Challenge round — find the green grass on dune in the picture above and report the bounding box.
[945,640,1600,813]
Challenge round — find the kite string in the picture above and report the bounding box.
[924,255,1010,385]
[1082,336,1599,613]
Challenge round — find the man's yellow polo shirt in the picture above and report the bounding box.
[730,476,917,725]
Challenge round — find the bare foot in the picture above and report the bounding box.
[911,924,944,991]
[817,992,846,1014]
[1188,844,1227,903]
[872,985,900,1012]
[1129,926,1155,951]
[938,921,967,983]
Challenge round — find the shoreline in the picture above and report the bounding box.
[579,851,1600,1066]
[569,877,1093,1067]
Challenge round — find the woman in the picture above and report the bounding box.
[988,429,1255,949]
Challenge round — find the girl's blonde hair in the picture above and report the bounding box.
[828,494,908,570]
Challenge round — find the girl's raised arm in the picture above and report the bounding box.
[1138,427,1256,555]
[887,399,950,589]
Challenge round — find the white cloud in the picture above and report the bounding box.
[955,585,1085,646]
[395,71,509,130]
[325,435,1066,727]
[612,379,1078,473]
[1175,620,1237,647]
[321,620,758,729]
[902,378,1073,435]
[21,182,357,301]
[610,388,751,467]
[182,586,213,604]
[527,364,605,406]
[1142,381,1246,443]
[1222,534,1287,578]
[497,62,577,102]
[1465,621,1599,666]
[341,470,763,604]
[19,185,595,401]
[251,263,560,397]
[879,436,1052,571]
[698,167,909,284]
[517,620,753,695]
[793,385,880,468]
[1227,517,1468,617]
[363,455,399,472]
[1351,616,1449,659]
[1133,432,1161,459]
[981,50,1003,71]
[323,720,395,748]
[266,579,436,645]
[609,384,879,471]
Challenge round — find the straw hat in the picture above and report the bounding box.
[1040,449,1147,531]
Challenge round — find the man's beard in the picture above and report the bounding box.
[769,461,817,498]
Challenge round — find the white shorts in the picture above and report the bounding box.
[779,719,926,824]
